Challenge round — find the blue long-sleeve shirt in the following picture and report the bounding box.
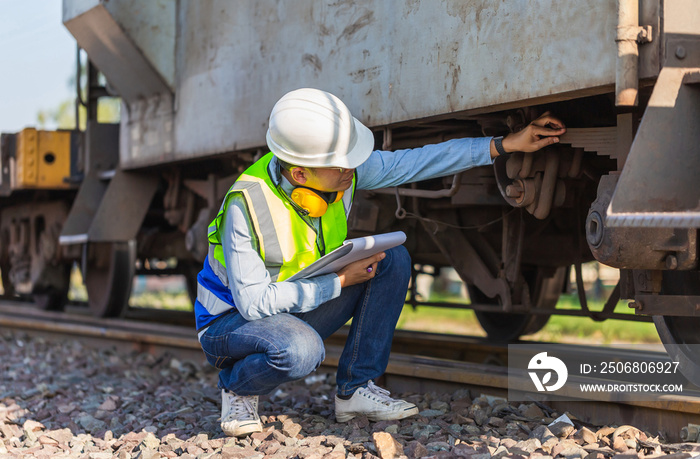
[220,137,493,321]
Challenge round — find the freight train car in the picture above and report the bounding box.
[1,0,699,384]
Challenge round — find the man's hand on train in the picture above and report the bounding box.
[492,112,566,157]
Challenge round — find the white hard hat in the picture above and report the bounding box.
[266,88,374,169]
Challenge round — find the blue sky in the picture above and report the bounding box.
[0,0,76,133]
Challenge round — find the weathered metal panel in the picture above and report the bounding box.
[63,1,173,101]
[162,0,621,166]
[102,0,176,89]
[63,0,656,167]
[663,0,700,35]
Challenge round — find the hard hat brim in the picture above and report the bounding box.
[343,117,375,169]
[266,116,375,170]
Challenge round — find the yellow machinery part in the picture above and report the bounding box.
[15,128,72,189]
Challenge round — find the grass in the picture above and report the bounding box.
[129,291,192,311]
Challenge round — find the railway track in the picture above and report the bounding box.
[1,301,699,442]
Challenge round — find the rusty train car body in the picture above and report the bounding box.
[1,0,699,382]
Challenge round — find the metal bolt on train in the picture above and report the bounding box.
[1,1,699,383]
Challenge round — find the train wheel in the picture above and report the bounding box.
[32,263,73,311]
[33,289,68,311]
[653,271,700,386]
[471,266,567,342]
[0,263,13,297]
[84,241,136,317]
[33,263,71,311]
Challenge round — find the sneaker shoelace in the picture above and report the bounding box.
[224,393,257,422]
[365,380,398,406]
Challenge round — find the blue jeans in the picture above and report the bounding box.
[199,245,411,397]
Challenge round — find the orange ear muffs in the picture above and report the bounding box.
[290,187,344,217]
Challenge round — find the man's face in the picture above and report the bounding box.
[297,166,355,192]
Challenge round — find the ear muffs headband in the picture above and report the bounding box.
[290,186,344,218]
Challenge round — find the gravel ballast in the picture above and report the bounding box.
[1,329,699,458]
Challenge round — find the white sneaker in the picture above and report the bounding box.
[220,389,263,437]
[335,380,419,422]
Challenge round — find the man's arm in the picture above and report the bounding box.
[221,196,341,321]
[357,113,566,190]
[356,137,493,190]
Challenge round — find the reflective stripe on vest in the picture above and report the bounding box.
[197,281,232,317]
[207,153,354,282]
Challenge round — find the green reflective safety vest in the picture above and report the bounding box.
[207,153,354,282]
